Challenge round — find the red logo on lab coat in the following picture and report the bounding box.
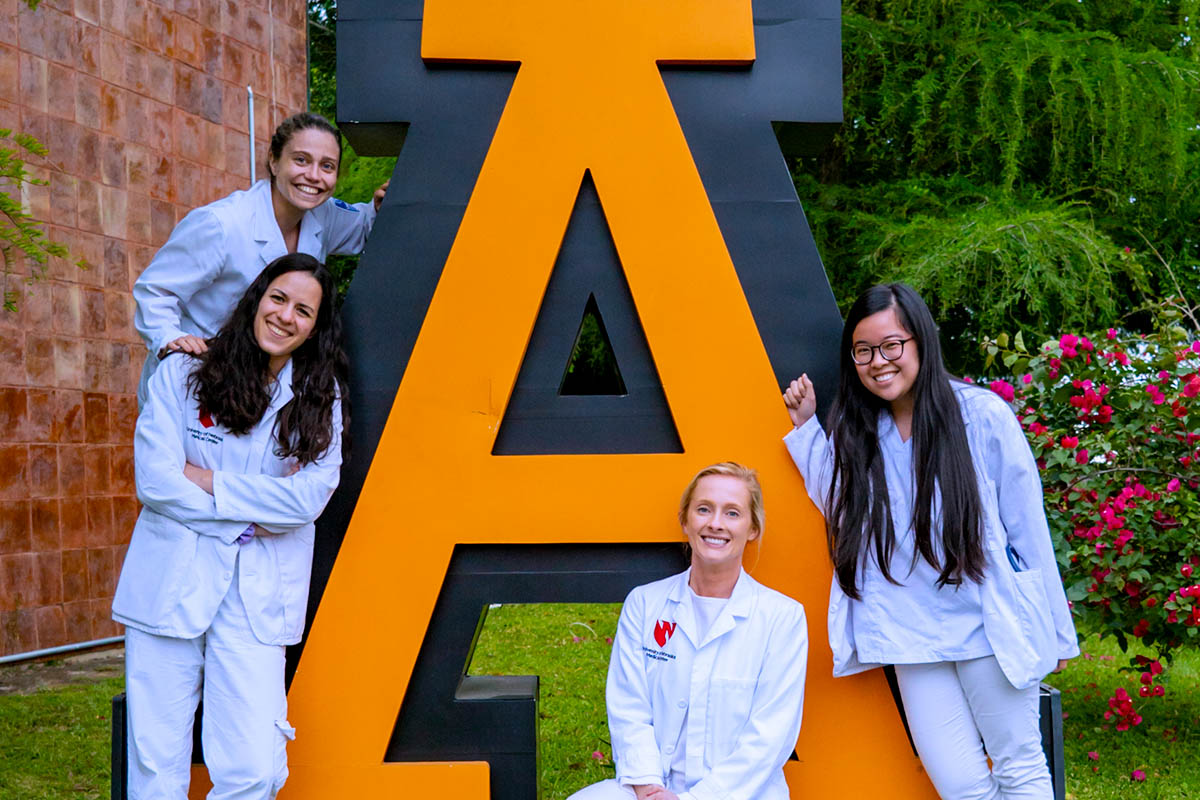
[199,408,215,428]
[653,620,677,647]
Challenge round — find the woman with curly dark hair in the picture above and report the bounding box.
[114,252,347,800]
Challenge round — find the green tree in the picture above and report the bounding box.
[797,0,1199,367]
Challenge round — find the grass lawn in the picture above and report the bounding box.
[0,675,122,799]
[2,607,1197,799]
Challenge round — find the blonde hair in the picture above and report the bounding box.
[678,462,764,534]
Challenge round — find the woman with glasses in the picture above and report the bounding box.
[781,283,1077,799]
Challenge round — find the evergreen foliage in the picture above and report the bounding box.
[802,0,1200,366]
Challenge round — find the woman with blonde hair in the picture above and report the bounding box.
[570,462,808,800]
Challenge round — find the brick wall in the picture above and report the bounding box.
[0,0,308,656]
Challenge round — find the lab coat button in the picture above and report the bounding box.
[677,700,686,708]
[664,745,675,754]
[223,571,233,581]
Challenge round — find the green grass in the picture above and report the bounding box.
[2,613,1199,799]
[1058,634,1200,799]
[0,675,123,800]
[469,603,623,800]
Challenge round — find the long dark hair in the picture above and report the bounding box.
[826,283,984,599]
[187,253,349,465]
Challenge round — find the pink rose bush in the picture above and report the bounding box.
[982,305,1200,729]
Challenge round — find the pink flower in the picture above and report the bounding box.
[1087,751,1099,761]
[591,750,605,761]
[1060,334,1079,358]
[1167,478,1181,493]
[1022,373,1033,384]
[1159,370,1171,383]
[1107,328,1118,340]
[989,379,1015,402]
[1060,436,1079,449]
[1076,448,1089,465]
[1131,769,1146,782]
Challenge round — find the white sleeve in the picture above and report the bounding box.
[134,355,249,544]
[783,416,834,515]
[318,196,378,256]
[133,207,227,356]
[608,587,666,789]
[210,399,343,529]
[679,602,809,800]
[980,395,1080,660]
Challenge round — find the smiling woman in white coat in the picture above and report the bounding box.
[113,252,347,800]
[133,111,387,406]
[782,283,1079,800]
[569,463,808,800]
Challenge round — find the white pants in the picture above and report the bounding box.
[125,576,291,800]
[894,656,1051,800]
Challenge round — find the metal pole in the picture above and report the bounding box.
[248,86,256,185]
[0,635,124,665]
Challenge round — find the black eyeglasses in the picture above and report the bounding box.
[851,337,913,365]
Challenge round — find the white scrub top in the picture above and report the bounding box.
[133,179,376,405]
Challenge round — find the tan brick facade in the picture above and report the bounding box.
[0,0,308,656]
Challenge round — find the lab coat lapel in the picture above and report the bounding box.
[699,569,753,648]
[252,181,289,269]
[296,205,324,258]
[666,570,699,650]
[244,360,295,470]
[267,359,296,414]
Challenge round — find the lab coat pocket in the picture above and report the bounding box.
[112,512,197,626]
[272,718,296,793]
[1013,568,1056,674]
[706,677,756,763]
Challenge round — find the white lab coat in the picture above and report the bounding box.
[113,351,342,646]
[132,179,376,405]
[784,382,1079,690]
[607,569,807,800]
